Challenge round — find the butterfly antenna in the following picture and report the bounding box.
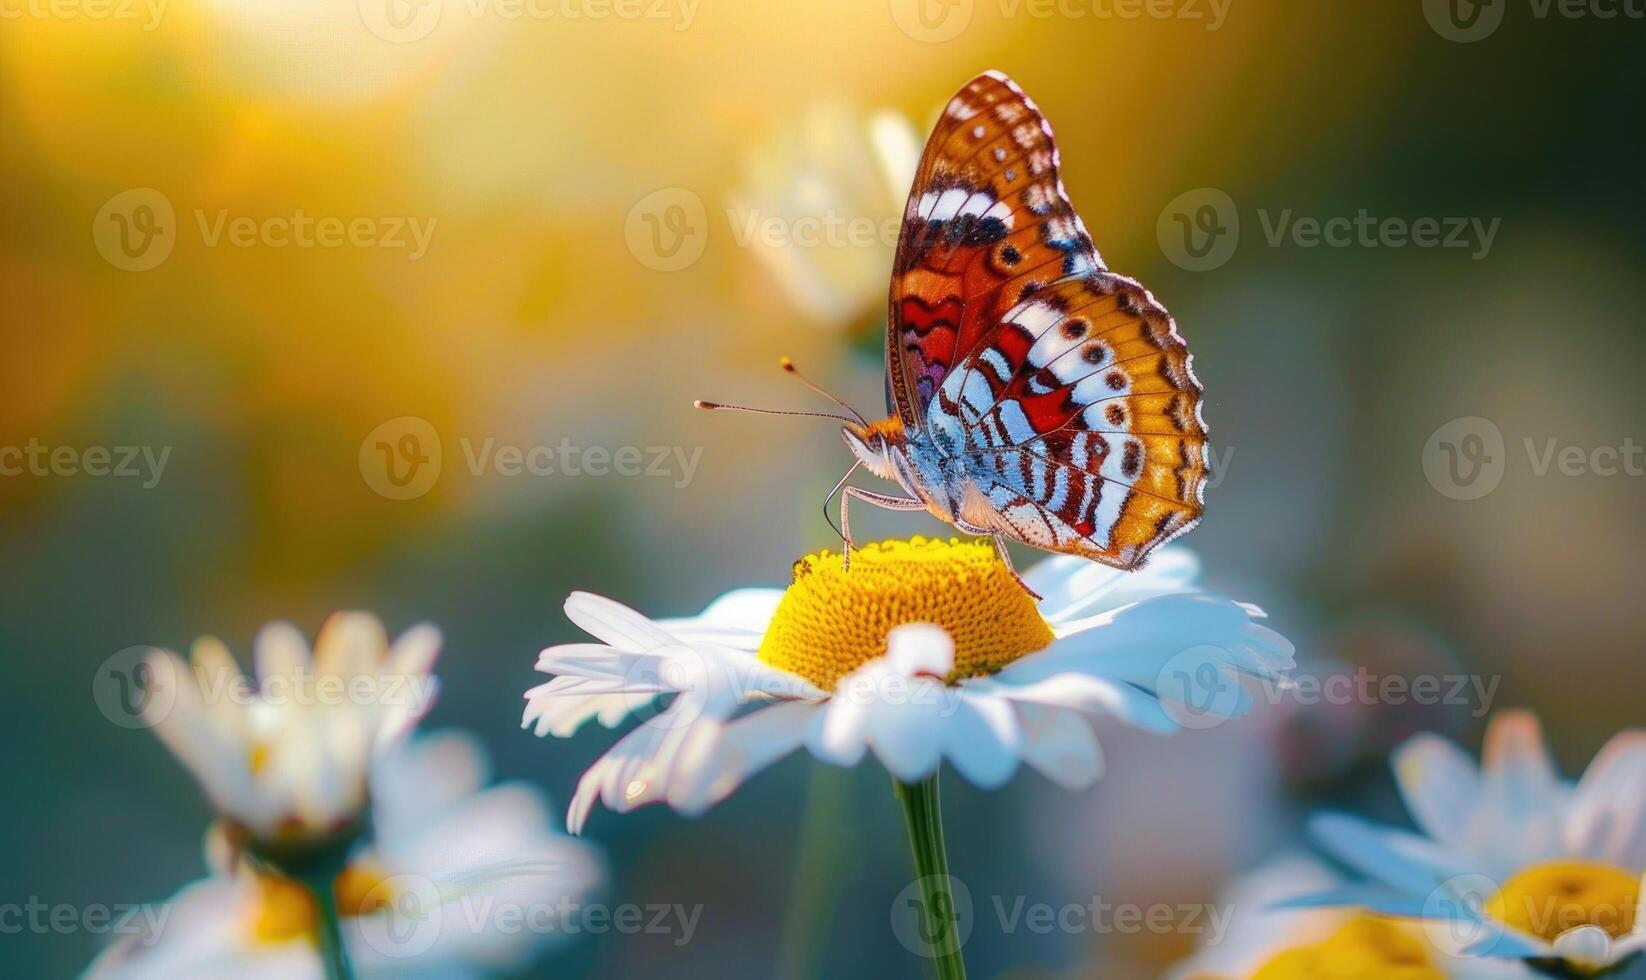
[693,400,859,426]
[778,357,868,427]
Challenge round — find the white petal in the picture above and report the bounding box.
[564,591,680,651]
[1308,812,1466,895]
[1011,702,1103,789]
[942,693,1021,789]
[1393,733,1482,851]
[969,672,1176,734]
[253,620,311,688]
[884,623,954,678]
[313,611,386,677]
[669,700,818,814]
[1551,924,1615,969]
[1030,545,1201,625]
[864,683,948,784]
[1471,711,1566,871]
[1566,730,1646,868]
[385,622,442,679]
[1025,594,1295,688]
[658,587,783,649]
[371,730,490,845]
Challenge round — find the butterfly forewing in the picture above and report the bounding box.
[886,71,1209,569]
[887,71,1103,429]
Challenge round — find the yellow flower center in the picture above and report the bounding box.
[248,861,395,946]
[1485,860,1639,943]
[756,537,1054,691]
[1250,916,1444,980]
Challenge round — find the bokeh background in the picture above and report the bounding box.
[3,0,1644,975]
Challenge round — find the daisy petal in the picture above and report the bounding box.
[1394,733,1483,852]
[564,591,681,651]
[1011,702,1103,789]
[942,693,1021,789]
[1308,812,1465,894]
[670,700,819,815]
[1566,730,1646,868]
[1551,924,1615,970]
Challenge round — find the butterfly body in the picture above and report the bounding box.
[854,71,1210,572]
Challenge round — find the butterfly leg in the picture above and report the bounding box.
[991,534,1044,602]
[840,486,926,572]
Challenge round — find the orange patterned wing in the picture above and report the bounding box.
[886,70,1104,429]
[888,72,1209,569]
[936,272,1209,568]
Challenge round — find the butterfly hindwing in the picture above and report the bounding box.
[934,271,1209,567]
[887,71,1104,429]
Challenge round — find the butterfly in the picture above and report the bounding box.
[701,71,1209,594]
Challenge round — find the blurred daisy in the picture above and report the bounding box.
[1172,854,1533,979]
[1289,711,1646,975]
[142,613,441,857]
[729,102,920,333]
[88,731,605,979]
[523,537,1293,832]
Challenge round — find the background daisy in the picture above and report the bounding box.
[88,730,605,979]
[1286,711,1646,975]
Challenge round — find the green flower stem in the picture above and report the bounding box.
[303,870,356,980]
[895,773,968,980]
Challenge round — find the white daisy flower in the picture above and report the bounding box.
[1171,854,1535,979]
[87,730,606,979]
[141,612,442,851]
[729,102,921,332]
[1287,711,1646,975]
[522,537,1294,832]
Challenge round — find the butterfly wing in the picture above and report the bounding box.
[887,72,1207,568]
[886,71,1104,429]
[935,272,1208,568]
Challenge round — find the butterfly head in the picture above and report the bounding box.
[842,416,906,481]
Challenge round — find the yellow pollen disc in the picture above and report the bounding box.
[249,875,317,945]
[1251,916,1444,980]
[1485,860,1640,943]
[334,861,395,917]
[756,537,1054,691]
[248,862,395,946]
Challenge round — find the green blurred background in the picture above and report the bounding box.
[3,0,1643,975]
